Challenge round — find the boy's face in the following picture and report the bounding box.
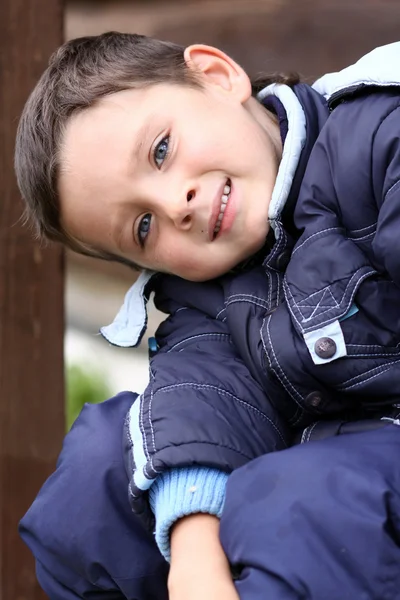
[59,48,281,281]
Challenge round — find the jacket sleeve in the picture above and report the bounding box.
[219,425,400,600]
[124,302,291,538]
[371,105,400,287]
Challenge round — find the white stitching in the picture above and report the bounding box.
[337,359,400,390]
[216,306,227,320]
[348,231,375,242]
[125,414,135,472]
[300,425,310,443]
[261,314,304,406]
[274,271,281,308]
[292,227,343,255]
[148,372,157,454]
[261,316,316,428]
[284,268,376,331]
[138,394,150,461]
[305,289,339,321]
[346,222,377,235]
[144,371,164,476]
[385,178,400,199]
[154,381,287,446]
[296,286,339,306]
[225,297,271,311]
[226,292,271,304]
[305,421,319,443]
[167,333,231,352]
[266,269,272,309]
[339,367,393,390]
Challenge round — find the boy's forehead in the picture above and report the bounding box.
[68,89,146,137]
[61,91,144,172]
[60,83,199,177]
[61,83,184,159]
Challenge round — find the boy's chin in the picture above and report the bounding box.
[179,237,270,282]
[189,255,261,282]
[183,261,237,283]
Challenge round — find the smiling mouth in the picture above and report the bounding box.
[213,179,231,239]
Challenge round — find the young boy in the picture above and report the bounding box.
[16,32,400,599]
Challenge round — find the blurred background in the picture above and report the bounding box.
[64,0,400,424]
[3,1,400,598]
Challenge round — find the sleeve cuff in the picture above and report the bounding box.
[148,467,229,562]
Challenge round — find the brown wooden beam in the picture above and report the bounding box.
[0,1,64,598]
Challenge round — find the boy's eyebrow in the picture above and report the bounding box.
[131,120,153,169]
[112,207,132,255]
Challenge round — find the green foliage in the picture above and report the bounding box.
[66,364,111,430]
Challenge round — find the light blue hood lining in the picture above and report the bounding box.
[257,83,307,233]
[100,270,154,347]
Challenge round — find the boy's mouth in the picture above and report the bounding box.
[211,178,231,240]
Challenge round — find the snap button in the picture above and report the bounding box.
[314,337,337,359]
[305,391,323,408]
[276,250,291,271]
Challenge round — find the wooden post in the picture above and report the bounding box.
[0,1,64,598]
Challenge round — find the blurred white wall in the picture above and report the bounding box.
[65,255,163,396]
[65,328,150,395]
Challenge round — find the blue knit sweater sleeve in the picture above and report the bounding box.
[148,467,229,562]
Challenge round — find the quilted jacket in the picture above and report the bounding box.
[19,42,400,600]
[100,43,400,528]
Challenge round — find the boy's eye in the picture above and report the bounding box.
[138,213,152,247]
[153,135,170,168]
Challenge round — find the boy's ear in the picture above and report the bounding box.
[183,44,251,103]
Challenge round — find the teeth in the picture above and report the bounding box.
[213,180,231,237]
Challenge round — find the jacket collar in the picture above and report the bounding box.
[258,83,307,234]
[313,41,400,102]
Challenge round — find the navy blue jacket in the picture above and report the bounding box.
[20,43,400,599]
[116,44,400,523]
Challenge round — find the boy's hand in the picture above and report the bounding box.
[168,514,240,600]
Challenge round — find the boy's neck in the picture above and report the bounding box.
[261,95,288,146]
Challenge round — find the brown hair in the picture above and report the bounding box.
[15,31,299,266]
[251,72,300,95]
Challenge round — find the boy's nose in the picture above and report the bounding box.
[167,188,195,230]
